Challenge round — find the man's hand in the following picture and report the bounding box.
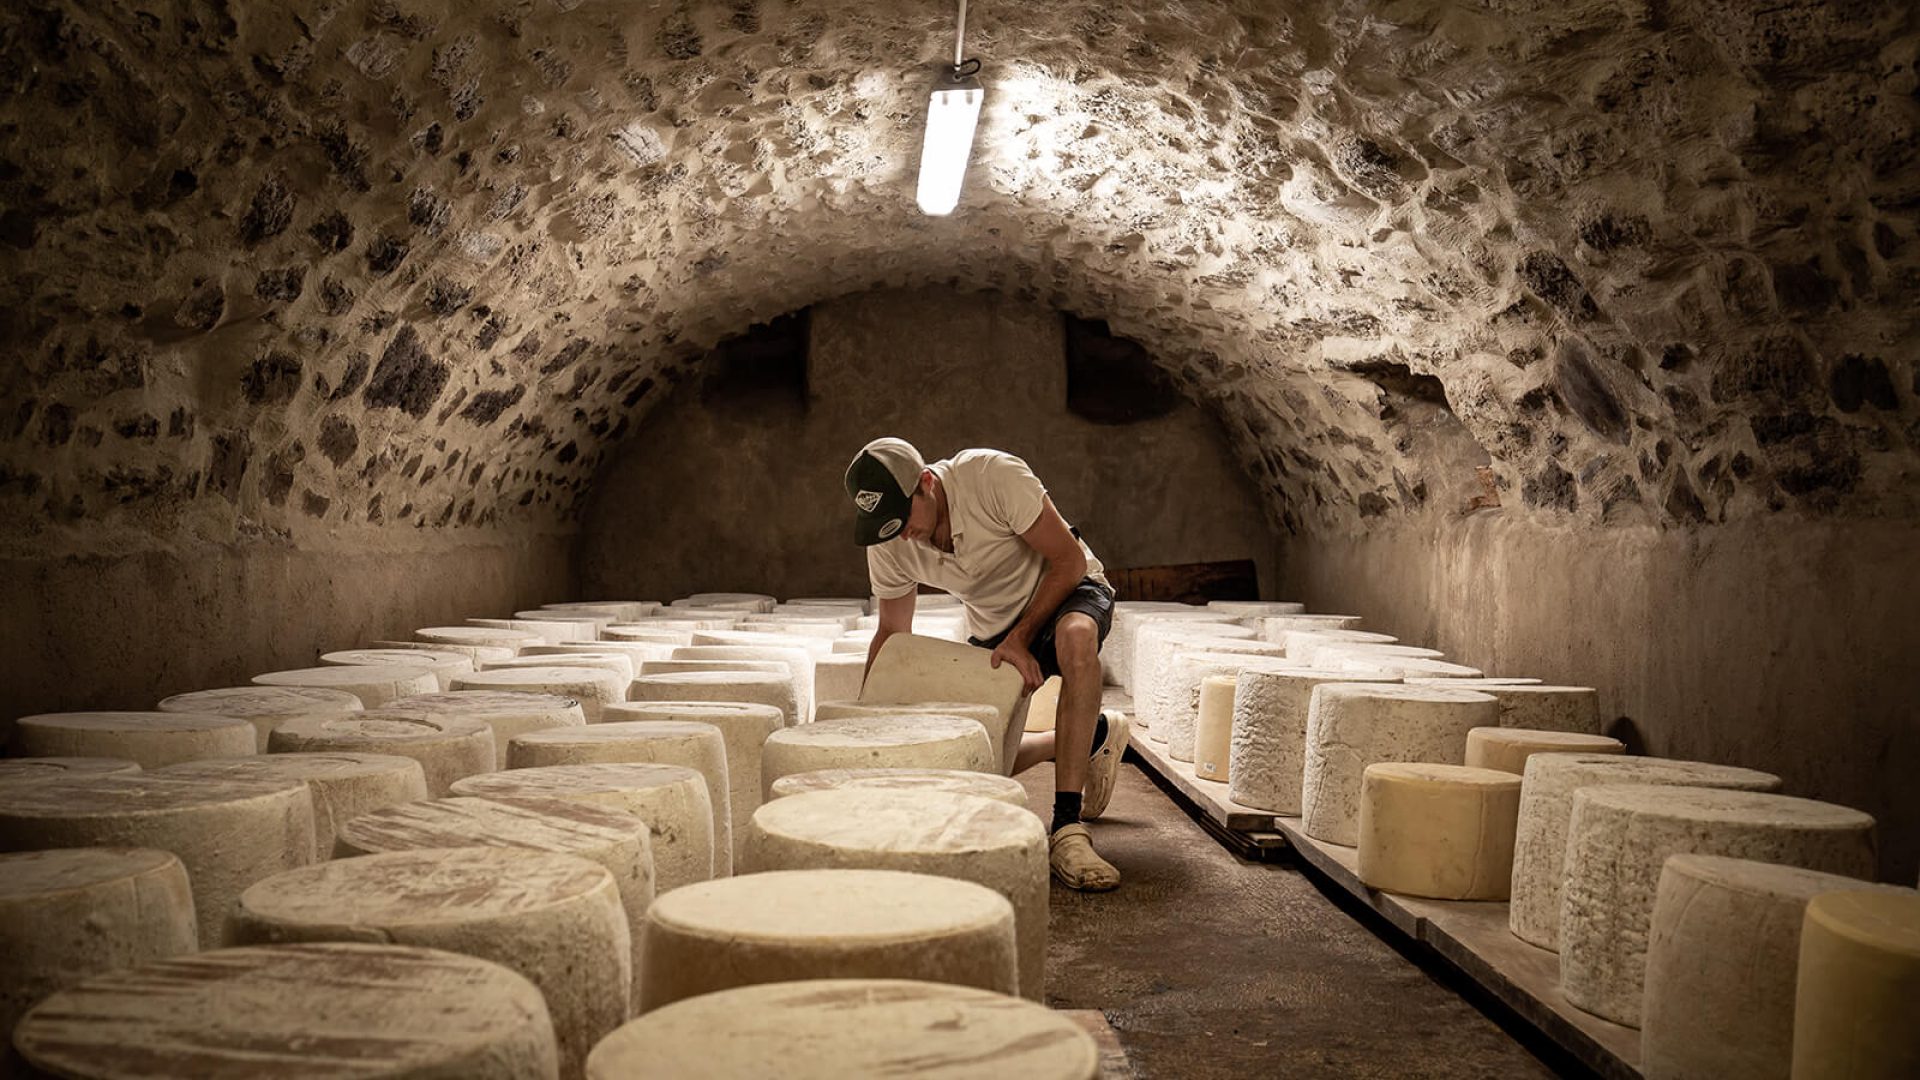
[989,638,1044,696]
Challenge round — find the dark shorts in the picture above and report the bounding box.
[968,578,1116,680]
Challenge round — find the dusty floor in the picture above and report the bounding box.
[1020,762,1570,1079]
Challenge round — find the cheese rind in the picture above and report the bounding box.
[857,634,1025,773]
[1357,763,1522,899]
[156,752,429,858]
[770,767,1030,807]
[670,645,817,722]
[13,711,257,770]
[269,711,495,797]
[450,667,627,724]
[1158,649,1292,762]
[0,757,141,783]
[813,654,865,707]
[629,670,799,728]
[1299,684,1499,845]
[157,686,363,751]
[252,665,439,708]
[321,648,476,691]
[1559,785,1877,1027]
[387,690,587,769]
[415,625,542,652]
[1791,890,1920,1080]
[599,702,781,865]
[1465,727,1625,775]
[1227,669,1402,814]
[1193,676,1236,781]
[762,716,997,798]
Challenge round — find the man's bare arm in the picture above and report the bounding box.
[988,497,1088,692]
[863,592,918,685]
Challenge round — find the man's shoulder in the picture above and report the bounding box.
[946,447,1030,480]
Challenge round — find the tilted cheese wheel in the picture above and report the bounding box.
[157,752,428,858]
[1464,727,1624,774]
[762,716,996,798]
[232,849,626,1077]
[268,711,494,797]
[1299,684,1498,845]
[1357,764,1522,900]
[1792,889,1920,1080]
[1227,669,1402,814]
[14,712,256,770]
[770,767,1030,808]
[14,943,561,1080]
[1559,785,1876,1027]
[252,665,439,708]
[1509,754,1782,951]
[586,978,1097,1080]
[856,634,1025,772]
[452,763,715,894]
[507,720,733,876]
[387,690,587,769]
[450,667,626,724]
[0,773,315,946]
[629,670,799,728]
[1024,676,1061,733]
[600,702,781,865]
[0,757,141,784]
[639,869,1017,1010]
[0,848,197,1046]
[157,685,363,751]
[745,788,1048,1000]
[321,648,475,691]
[336,796,655,1004]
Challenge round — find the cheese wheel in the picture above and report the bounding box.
[0,757,141,784]
[1157,649,1293,762]
[335,796,655,1003]
[518,608,615,632]
[542,601,659,622]
[1643,855,1901,1080]
[452,763,715,894]
[813,654,865,706]
[763,716,996,798]
[0,773,315,945]
[0,848,197,1046]
[268,711,494,796]
[1559,785,1876,1027]
[673,593,775,613]
[507,721,733,876]
[1131,621,1255,711]
[233,848,628,1077]
[642,658,787,680]
[1332,654,1486,679]
[157,685,363,751]
[1792,890,1920,1080]
[1227,669,1402,814]
[629,670,799,728]
[1281,629,1398,664]
[856,634,1025,772]
[252,665,439,708]
[487,653,636,684]
[14,943,560,1080]
[599,702,781,865]
[415,625,541,652]
[640,869,1017,1010]
[451,667,627,724]
[746,788,1048,1000]
[587,977,1096,1080]
[1193,675,1236,781]
[602,622,707,641]
[1357,763,1522,899]
[1317,643,1446,664]
[668,645,818,722]
[1473,684,1603,733]
[1104,605,1226,688]
[770,767,1031,808]
[372,639,517,665]
[387,690,587,769]
[831,633,872,654]
[1465,727,1624,774]
[468,617,586,646]
[1300,684,1499,845]
[155,752,429,858]
[1510,754,1783,951]
[321,648,475,691]
[1407,677,1548,688]
[523,641,681,667]
[13,711,256,770]
[1254,613,1364,642]
[1206,600,1306,618]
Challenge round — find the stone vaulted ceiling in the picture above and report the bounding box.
[0,0,1915,556]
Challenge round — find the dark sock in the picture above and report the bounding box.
[1051,791,1083,835]
[1089,713,1108,756]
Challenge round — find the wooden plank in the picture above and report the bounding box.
[1125,727,1281,834]
[1105,560,1259,604]
[1061,1009,1136,1080]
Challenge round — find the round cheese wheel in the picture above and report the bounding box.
[486,653,636,684]
[1299,684,1498,845]
[14,943,561,1080]
[1131,621,1256,708]
[371,639,517,665]
[1157,649,1293,762]
[1281,629,1398,664]
[670,644,816,722]
[1357,763,1522,899]
[468,617,588,646]
[450,667,627,724]
[598,702,782,866]
[386,690,587,769]
[763,716,996,797]
[769,767,1030,808]
[233,848,627,1077]
[13,712,256,770]
[1193,675,1236,781]
[629,670,799,728]
[1253,613,1364,642]
[0,757,141,784]
[523,642,681,667]
[320,648,475,691]
[1791,890,1920,1080]
[157,686,363,751]
[252,665,438,708]
[812,654,866,706]
[268,711,494,797]
[1227,669,1402,815]
[156,753,429,858]
[415,625,541,652]
[1464,727,1624,775]
[1104,606,1228,689]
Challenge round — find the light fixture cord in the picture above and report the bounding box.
[953,0,968,68]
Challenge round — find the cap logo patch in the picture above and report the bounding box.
[878,518,903,539]
[854,490,883,513]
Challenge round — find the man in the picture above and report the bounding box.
[845,436,1130,892]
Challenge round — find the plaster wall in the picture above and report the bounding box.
[578,287,1280,602]
[1282,513,1920,883]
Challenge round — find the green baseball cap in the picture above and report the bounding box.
[844,437,925,546]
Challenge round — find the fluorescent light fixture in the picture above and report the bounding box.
[916,76,984,216]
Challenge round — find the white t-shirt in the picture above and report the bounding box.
[866,449,1109,641]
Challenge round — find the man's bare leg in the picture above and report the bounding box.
[1013,730,1055,774]
[1047,614,1121,891]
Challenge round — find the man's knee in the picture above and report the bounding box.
[1053,614,1101,667]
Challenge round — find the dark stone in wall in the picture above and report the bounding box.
[308,212,353,252]
[242,351,303,405]
[318,276,356,316]
[300,489,331,517]
[206,431,250,501]
[253,267,306,302]
[317,416,358,466]
[1664,472,1707,522]
[263,443,303,507]
[1523,460,1577,511]
[424,277,474,316]
[238,175,294,245]
[328,352,370,402]
[175,282,225,331]
[366,233,410,277]
[1554,338,1628,443]
[1751,412,1861,501]
[363,327,448,417]
[1830,354,1897,412]
[1710,334,1817,406]
[541,339,590,374]
[1519,252,1599,321]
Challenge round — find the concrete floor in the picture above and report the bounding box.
[1021,762,1567,1079]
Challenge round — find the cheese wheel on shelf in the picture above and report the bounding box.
[1193,675,1236,781]
[762,716,996,797]
[387,690,587,769]
[1357,763,1521,900]
[1299,684,1498,846]
[157,686,363,751]
[1225,668,1405,815]
[372,639,517,665]
[629,671,799,729]
[1465,727,1624,775]
[1791,889,1920,1080]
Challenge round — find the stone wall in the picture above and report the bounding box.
[578,287,1280,602]
[1282,512,1920,883]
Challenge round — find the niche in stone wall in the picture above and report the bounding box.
[1063,314,1180,424]
[699,309,810,415]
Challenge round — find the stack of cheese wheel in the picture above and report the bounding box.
[585,978,1098,1080]
[0,757,140,783]
[629,671,799,729]
[415,625,541,653]
[372,638,516,665]
[450,666,626,724]
[1357,763,1522,899]
[12,712,256,769]
[1227,669,1402,814]
[320,648,475,691]
[252,665,438,708]
[507,721,734,875]
[745,788,1048,1000]
[769,767,1030,808]
[13,944,562,1080]
[761,716,996,797]
[1412,680,1603,733]
[386,690,586,769]
[1156,648,1292,762]
[1509,754,1782,951]
[856,634,1026,772]
[0,773,315,946]
[453,764,715,894]
[269,710,494,796]
[1103,604,1219,688]
[156,753,428,858]
[1792,889,1920,1080]
[1465,727,1624,774]
[1300,684,1498,845]
[0,848,198,1046]
[1642,855,1903,1080]
[233,848,629,1077]
[600,702,782,864]
[670,644,816,722]
[157,686,363,751]
[639,869,1018,1010]
[1558,785,1875,1027]
[336,796,655,1004]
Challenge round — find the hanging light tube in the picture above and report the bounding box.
[915,0,984,216]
